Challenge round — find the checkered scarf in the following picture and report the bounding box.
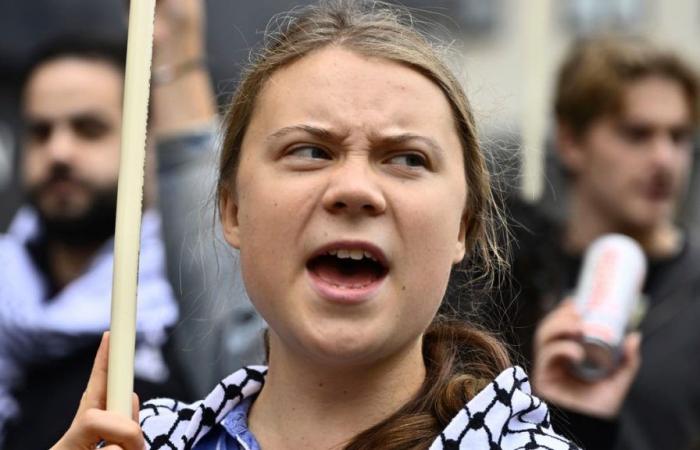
[141,365,578,449]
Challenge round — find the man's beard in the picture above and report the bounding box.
[27,166,118,247]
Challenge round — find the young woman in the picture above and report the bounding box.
[53,1,578,449]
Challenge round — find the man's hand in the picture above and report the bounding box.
[532,301,641,419]
[150,0,215,136]
[154,0,205,67]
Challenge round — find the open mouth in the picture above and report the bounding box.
[307,248,388,289]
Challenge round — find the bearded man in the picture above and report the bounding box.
[0,37,181,449]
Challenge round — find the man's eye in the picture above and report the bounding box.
[25,121,52,144]
[288,146,332,160]
[386,153,427,168]
[619,125,652,143]
[670,128,692,146]
[71,117,110,140]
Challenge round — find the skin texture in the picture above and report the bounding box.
[219,46,469,449]
[22,58,123,223]
[559,75,694,257]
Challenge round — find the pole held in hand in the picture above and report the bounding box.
[107,0,156,417]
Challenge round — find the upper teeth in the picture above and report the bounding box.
[327,249,377,262]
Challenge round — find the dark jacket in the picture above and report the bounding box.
[448,198,700,450]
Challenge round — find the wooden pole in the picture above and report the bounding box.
[107,0,156,417]
[520,0,551,202]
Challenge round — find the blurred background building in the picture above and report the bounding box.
[1,0,699,230]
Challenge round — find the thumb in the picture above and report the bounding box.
[77,332,110,415]
[132,393,141,422]
[619,331,642,375]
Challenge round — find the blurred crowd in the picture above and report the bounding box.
[0,1,698,449]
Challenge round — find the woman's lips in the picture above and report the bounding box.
[307,268,387,304]
[305,241,390,304]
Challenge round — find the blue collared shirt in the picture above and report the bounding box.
[194,396,262,450]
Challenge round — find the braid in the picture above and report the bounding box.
[344,318,510,450]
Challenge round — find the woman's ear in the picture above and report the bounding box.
[454,214,468,264]
[220,189,241,249]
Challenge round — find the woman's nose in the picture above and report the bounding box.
[321,159,387,217]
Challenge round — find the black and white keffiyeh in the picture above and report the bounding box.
[0,207,178,440]
[141,366,266,449]
[141,365,578,449]
[429,366,578,449]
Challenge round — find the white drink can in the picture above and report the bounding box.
[573,234,646,380]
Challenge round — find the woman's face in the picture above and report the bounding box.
[221,46,468,367]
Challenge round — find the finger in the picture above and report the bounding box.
[534,301,583,348]
[537,339,586,372]
[617,332,642,375]
[132,393,141,422]
[78,332,110,414]
[80,408,144,450]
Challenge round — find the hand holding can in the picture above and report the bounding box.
[573,234,646,380]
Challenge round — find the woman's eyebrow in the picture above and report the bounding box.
[374,133,444,154]
[268,126,443,152]
[266,124,339,142]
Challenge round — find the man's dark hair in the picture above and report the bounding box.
[21,34,127,90]
[554,35,700,137]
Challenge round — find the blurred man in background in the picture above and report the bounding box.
[0,35,185,448]
[0,1,265,447]
[505,37,699,450]
[0,0,226,443]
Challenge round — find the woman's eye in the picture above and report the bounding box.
[288,146,332,160]
[386,153,427,168]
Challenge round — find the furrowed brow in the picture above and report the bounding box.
[376,133,444,154]
[267,124,340,143]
